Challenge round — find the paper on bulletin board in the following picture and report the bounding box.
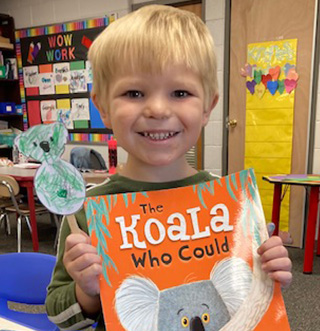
[53,62,71,85]
[39,72,55,95]
[86,60,93,83]
[40,100,57,122]
[57,109,73,129]
[85,169,290,331]
[23,66,39,88]
[245,39,297,231]
[71,98,90,120]
[55,85,70,94]
[27,100,41,126]
[39,64,53,74]
[57,98,73,129]
[70,61,85,71]
[70,70,87,93]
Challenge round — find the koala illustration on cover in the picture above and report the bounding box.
[14,122,85,215]
[115,257,252,331]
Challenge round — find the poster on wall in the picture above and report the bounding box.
[15,16,116,143]
[85,169,290,330]
[40,100,57,122]
[242,39,298,242]
[23,66,39,88]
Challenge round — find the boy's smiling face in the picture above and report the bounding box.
[95,65,217,181]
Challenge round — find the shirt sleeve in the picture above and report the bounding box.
[45,211,97,330]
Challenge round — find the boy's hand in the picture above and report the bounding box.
[257,236,292,288]
[63,232,102,297]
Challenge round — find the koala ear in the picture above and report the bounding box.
[210,257,252,317]
[14,133,28,156]
[115,276,159,331]
[53,121,68,141]
[14,134,21,149]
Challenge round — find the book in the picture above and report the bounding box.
[0,129,13,133]
[0,42,13,50]
[0,121,8,129]
[84,169,290,331]
[0,35,10,43]
[5,58,17,79]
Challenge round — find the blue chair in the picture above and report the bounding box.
[0,252,59,331]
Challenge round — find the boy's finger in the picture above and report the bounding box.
[65,233,90,251]
[261,257,292,273]
[70,252,102,272]
[260,245,289,263]
[267,271,293,288]
[257,235,283,254]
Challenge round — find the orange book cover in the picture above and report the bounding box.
[84,169,290,331]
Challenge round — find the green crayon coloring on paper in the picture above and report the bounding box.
[15,122,86,215]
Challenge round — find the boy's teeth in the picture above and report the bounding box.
[143,132,175,140]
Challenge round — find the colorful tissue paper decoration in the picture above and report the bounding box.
[243,63,299,97]
[244,39,297,233]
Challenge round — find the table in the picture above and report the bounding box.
[0,316,35,330]
[263,174,320,274]
[0,166,110,252]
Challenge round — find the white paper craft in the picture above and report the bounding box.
[71,98,90,120]
[53,62,71,85]
[23,66,39,88]
[14,122,85,215]
[70,70,87,93]
[39,73,55,95]
[40,100,57,122]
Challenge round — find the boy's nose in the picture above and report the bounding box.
[143,97,171,119]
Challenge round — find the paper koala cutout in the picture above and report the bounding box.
[115,257,252,331]
[14,122,86,215]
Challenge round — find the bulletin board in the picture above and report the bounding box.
[15,15,116,143]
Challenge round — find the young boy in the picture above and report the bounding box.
[45,5,292,330]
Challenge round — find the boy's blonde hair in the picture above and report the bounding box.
[88,4,218,109]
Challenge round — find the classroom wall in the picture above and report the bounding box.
[0,0,225,175]
[2,0,319,176]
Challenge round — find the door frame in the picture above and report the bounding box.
[222,0,231,176]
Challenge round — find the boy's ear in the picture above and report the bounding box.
[202,94,219,127]
[92,93,112,129]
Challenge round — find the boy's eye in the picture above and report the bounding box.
[125,90,144,98]
[172,90,190,98]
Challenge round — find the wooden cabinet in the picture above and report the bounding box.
[0,14,23,159]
